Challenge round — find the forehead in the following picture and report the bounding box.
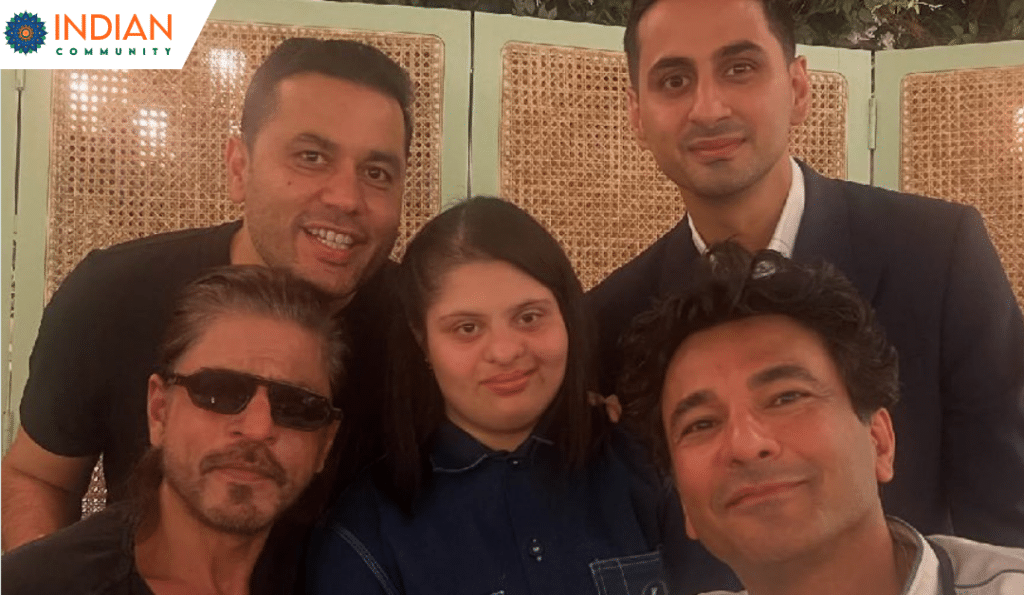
[176,313,330,392]
[664,315,840,397]
[637,0,783,65]
[259,73,406,153]
[428,260,555,316]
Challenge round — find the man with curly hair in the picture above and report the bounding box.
[619,243,1024,595]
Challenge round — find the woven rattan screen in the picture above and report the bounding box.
[900,65,1024,307]
[47,20,444,300]
[499,42,848,290]
[48,20,444,517]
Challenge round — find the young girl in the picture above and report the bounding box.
[307,197,732,595]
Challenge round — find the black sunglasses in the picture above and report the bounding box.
[163,368,341,431]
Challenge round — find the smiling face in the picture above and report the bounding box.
[660,315,894,573]
[227,73,406,301]
[628,0,808,202]
[422,260,569,451]
[147,313,338,536]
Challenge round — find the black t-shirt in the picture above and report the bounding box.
[2,503,153,595]
[20,222,240,501]
[2,502,305,595]
[19,221,396,504]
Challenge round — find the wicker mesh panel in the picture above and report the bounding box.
[48,20,444,300]
[499,43,847,290]
[794,71,848,180]
[50,21,445,518]
[900,65,1024,307]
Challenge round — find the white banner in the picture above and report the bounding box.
[1,0,216,69]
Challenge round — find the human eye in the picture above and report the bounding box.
[770,390,808,407]
[724,61,756,79]
[296,149,328,167]
[451,320,480,339]
[517,308,546,327]
[682,417,717,436]
[364,165,396,188]
[659,72,690,92]
[672,415,719,444]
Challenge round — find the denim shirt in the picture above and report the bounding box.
[307,423,736,595]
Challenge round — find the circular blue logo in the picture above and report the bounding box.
[5,12,47,55]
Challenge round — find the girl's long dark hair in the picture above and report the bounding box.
[378,197,607,512]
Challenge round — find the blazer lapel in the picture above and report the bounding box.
[792,161,883,304]
[657,215,702,297]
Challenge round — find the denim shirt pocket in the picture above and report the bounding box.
[589,550,668,595]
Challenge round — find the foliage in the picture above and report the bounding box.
[338,0,1024,48]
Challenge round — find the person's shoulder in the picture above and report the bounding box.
[1,504,138,594]
[50,221,240,313]
[322,472,392,532]
[89,221,239,270]
[589,218,689,298]
[929,533,1024,580]
[811,168,972,228]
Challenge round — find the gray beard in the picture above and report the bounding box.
[162,453,278,537]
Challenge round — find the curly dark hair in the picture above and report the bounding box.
[619,241,899,471]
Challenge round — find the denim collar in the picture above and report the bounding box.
[429,421,554,473]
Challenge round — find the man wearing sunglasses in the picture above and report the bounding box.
[620,243,1024,595]
[4,266,345,594]
[3,38,412,550]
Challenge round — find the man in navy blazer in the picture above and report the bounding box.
[589,0,1024,546]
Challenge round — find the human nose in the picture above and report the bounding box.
[689,76,731,126]
[230,388,277,442]
[320,162,365,213]
[723,409,780,465]
[484,326,526,365]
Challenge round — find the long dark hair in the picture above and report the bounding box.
[380,197,605,510]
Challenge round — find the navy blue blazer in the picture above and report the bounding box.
[587,161,1024,547]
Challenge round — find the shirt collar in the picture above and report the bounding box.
[429,421,554,473]
[688,157,805,257]
[888,517,942,595]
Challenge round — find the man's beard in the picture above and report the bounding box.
[162,440,291,537]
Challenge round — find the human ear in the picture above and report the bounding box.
[225,136,250,206]
[627,86,650,150]
[869,408,896,483]
[789,56,810,127]
[147,374,170,448]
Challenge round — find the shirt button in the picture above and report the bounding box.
[528,538,543,561]
[509,458,521,468]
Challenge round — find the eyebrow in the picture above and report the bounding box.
[748,364,820,389]
[366,149,405,174]
[293,133,404,173]
[715,40,765,61]
[435,298,555,323]
[665,390,713,434]
[647,40,766,77]
[293,132,337,152]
